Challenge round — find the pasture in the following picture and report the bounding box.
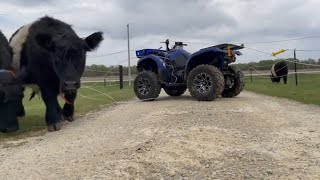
[0,82,135,140]
[245,73,320,105]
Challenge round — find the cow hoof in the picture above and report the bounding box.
[64,116,74,122]
[0,127,19,133]
[47,122,62,132]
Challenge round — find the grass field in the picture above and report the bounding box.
[0,82,135,140]
[245,73,320,105]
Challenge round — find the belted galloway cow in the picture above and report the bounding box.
[270,61,288,84]
[8,16,103,132]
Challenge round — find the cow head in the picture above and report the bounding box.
[270,74,275,82]
[35,32,103,93]
[270,74,280,83]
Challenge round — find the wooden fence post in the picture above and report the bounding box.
[249,64,253,83]
[294,49,298,86]
[119,65,123,89]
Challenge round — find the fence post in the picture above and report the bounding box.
[249,64,253,83]
[119,65,123,89]
[294,49,298,86]
[104,78,106,88]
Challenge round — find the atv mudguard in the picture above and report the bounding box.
[137,55,170,82]
[185,47,226,74]
[185,44,244,75]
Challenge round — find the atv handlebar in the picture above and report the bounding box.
[160,39,170,44]
[160,39,170,51]
[160,39,188,51]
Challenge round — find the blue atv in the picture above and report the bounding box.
[134,39,245,101]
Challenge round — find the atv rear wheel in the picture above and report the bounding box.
[134,71,161,101]
[163,86,187,97]
[222,66,245,98]
[187,65,224,101]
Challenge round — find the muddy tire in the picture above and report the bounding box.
[222,66,245,98]
[134,71,161,101]
[187,65,224,101]
[163,86,187,97]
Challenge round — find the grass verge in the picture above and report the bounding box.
[0,82,135,140]
[245,73,320,105]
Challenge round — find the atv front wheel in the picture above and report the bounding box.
[222,66,245,98]
[187,65,224,101]
[163,86,187,97]
[134,71,161,101]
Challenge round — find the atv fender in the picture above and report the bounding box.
[137,55,167,82]
[185,47,227,77]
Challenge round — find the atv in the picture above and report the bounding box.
[133,39,245,101]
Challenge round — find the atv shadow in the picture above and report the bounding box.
[156,95,194,102]
[138,94,245,102]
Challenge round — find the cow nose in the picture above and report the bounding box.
[64,81,78,90]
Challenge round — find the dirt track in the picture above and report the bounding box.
[0,91,320,179]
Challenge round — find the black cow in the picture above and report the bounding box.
[0,31,12,70]
[270,61,288,84]
[9,16,103,132]
[0,31,25,133]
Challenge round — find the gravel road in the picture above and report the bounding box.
[0,90,319,179]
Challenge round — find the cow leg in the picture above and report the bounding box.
[283,75,287,84]
[41,88,62,132]
[13,67,28,117]
[17,98,25,117]
[17,87,25,117]
[62,91,77,122]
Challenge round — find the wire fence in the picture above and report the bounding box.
[243,58,320,86]
[78,56,139,103]
[78,35,320,102]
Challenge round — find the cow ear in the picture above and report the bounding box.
[84,32,103,51]
[36,33,55,51]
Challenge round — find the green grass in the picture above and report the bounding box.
[245,74,320,105]
[0,82,135,140]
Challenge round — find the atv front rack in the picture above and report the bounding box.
[136,49,166,58]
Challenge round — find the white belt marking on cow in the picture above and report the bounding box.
[9,23,32,72]
[271,64,277,77]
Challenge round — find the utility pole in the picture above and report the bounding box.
[249,64,253,83]
[294,49,298,86]
[127,24,131,86]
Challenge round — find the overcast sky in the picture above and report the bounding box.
[1,0,320,66]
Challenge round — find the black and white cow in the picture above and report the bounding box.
[270,61,288,84]
[9,16,103,132]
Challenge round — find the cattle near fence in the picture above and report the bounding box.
[7,16,103,132]
[270,61,288,84]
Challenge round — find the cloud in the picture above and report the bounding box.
[0,0,320,66]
